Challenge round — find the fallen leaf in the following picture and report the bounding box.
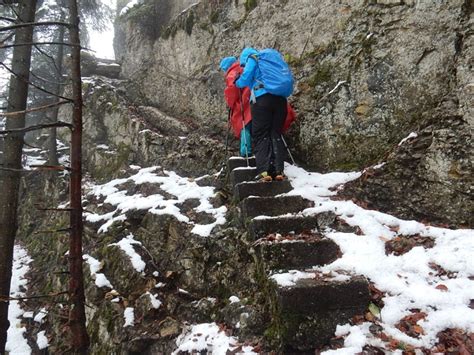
[369,302,381,317]
[436,284,449,292]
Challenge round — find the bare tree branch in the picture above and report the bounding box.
[29,164,71,171]
[0,21,71,32]
[0,121,72,135]
[0,291,68,302]
[0,100,69,117]
[0,62,74,101]
[1,41,81,49]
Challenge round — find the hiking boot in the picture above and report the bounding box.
[254,171,272,182]
[274,172,286,181]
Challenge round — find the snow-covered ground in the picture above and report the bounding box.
[81,161,473,353]
[85,166,227,237]
[9,153,473,353]
[279,163,474,353]
[6,246,32,354]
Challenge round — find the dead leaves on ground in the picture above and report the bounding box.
[433,328,474,354]
[385,234,435,256]
[395,311,427,338]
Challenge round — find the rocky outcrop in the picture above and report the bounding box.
[112,0,473,226]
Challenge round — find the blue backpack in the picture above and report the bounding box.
[252,48,294,98]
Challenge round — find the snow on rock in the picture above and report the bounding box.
[146,292,162,309]
[6,245,32,354]
[398,132,418,146]
[123,307,135,327]
[86,166,227,237]
[229,296,240,304]
[83,254,113,288]
[119,0,143,16]
[33,308,48,324]
[173,323,257,355]
[280,163,474,352]
[109,234,146,273]
[36,330,49,350]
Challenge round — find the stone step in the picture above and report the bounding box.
[240,195,314,220]
[255,234,340,270]
[272,275,369,351]
[248,211,361,240]
[249,215,319,240]
[234,180,292,202]
[230,167,256,187]
[228,156,256,171]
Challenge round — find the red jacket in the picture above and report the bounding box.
[224,62,296,138]
[224,62,252,138]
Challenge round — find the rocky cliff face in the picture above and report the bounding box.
[114,0,472,225]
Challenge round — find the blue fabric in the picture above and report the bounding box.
[219,56,237,72]
[240,125,252,157]
[256,49,294,97]
[235,47,268,99]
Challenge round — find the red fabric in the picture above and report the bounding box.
[282,104,296,133]
[224,62,252,138]
[224,62,297,137]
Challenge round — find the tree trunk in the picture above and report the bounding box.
[67,0,89,352]
[0,0,37,352]
[46,10,66,166]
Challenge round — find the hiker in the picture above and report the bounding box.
[219,56,252,158]
[235,47,295,181]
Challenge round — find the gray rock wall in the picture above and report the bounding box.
[112,0,472,225]
[116,0,470,169]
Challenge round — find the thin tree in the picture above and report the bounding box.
[0,0,38,352]
[67,0,89,351]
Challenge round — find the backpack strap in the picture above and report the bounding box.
[249,54,265,90]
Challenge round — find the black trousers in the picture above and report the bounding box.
[251,94,287,175]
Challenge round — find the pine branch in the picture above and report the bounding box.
[0,121,72,135]
[0,100,69,117]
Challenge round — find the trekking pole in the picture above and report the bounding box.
[238,89,250,167]
[218,108,232,178]
[281,134,296,166]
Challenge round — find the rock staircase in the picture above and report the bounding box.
[228,157,370,352]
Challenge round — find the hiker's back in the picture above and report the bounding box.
[255,48,294,98]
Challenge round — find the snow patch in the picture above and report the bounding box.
[110,234,146,273]
[6,246,32,354]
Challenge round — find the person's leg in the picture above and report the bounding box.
[251,94,273,176]
[270,95,288,176]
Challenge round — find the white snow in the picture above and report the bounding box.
[109,234,146,273]
[123,307,135,327]
[272,162,474,352]
[33,308,48,323]
[83,254,113,288]
[398,132,418,146]
[6,246,32,354]
[173,323,257,355]
[229,296,240,304]
[86,166,227,237]
[328,80,347,95]
[119,0,143,16]
[145,292,162,309]
[36,330,49,350]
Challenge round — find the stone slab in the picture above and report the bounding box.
[240,196,314,220]
[257,237,340,270]
[274,275,369,350]
[234,180,292,202]
[230,167,256,187]
[248,215,320,240]
[228,156,256,172]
